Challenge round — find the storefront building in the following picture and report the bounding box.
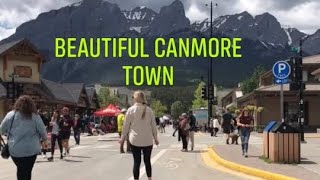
[0,39,99,120]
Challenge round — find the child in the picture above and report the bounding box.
[212,116,220,137]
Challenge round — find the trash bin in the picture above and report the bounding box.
[269,122,300,164]
[263,121,277,158]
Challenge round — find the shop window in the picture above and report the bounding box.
[284,102,309,125]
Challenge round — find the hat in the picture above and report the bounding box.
[181,113,188,118]
[121,108,127,113]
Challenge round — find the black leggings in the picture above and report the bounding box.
[51,134,63,156]
[181,133,188,149]
[131,145,153,179]
[12,155,37,180]
[74,129,81,145]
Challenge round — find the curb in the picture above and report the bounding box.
[207,146,299,180]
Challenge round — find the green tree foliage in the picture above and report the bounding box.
[241,66,266,94]
[192,82,208,109]
[151,100,167,117]
[171,101,186,120]
[98,87,120,107]
[149,86,196,113]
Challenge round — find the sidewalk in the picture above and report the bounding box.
[211,134,320,180]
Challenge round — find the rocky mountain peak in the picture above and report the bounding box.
[144,0,190,35]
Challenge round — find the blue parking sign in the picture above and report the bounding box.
[272,61,291,80]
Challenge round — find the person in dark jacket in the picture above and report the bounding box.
[61,107,73,155]
[221,108,234,144]
[188,110,196,151]
[73,114,81,145]
[37,109,49,158]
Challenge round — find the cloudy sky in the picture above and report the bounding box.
[0,0,319,40]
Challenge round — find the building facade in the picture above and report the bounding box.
[0,39,99,120]
[222,55,320,130]
[237,55,320,129]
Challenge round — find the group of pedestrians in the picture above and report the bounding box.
[172,111,196,152]
[0,95,85,180]
[219,108,254,158]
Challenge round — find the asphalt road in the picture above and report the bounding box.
[0,127,249,180]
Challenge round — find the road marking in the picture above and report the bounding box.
[128,149,167,180]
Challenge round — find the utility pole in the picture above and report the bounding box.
[204,1,217,125]
[298,39,305,142]
[207,1,213,125]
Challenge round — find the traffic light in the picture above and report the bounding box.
[201,85,207,99]
[16,84,24,97]
[289,56,304,91]
[6,82,15,99]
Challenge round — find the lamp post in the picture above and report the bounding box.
[205,1,216,125]
[8,72,19,104]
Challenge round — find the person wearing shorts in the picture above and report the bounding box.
[221,108,233,144]
[61,107,73,156]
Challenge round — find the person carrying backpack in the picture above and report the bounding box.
[179,113,190,152]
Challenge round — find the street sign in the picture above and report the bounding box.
[273,61,291,79]
[273,61,291,123]
[274,78,289,85]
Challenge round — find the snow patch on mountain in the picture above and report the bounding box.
[284,28,292,45]
[129,26,143,33]
[237,16,243,20]
[215,18,227,28]
[71,1,82,7]
[260,41,268,48]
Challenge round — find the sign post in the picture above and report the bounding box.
[273,61,291,122]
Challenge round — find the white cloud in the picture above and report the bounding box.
[0,0,77,40]
[0,0,320,40]
[0,27,15,40]
[234,0,274,14]
[185,4,208,23]
[274,1,320,34]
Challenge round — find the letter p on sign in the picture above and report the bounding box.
[278,63,286,74]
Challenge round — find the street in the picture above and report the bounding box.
[0,128,252,180]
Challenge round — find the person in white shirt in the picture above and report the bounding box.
[213,115,220,137]
[159,116,166,133]
[120,91,159,180]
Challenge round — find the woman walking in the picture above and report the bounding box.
[236,109,254,158]
[60,107,73,156]
[0,95,48,180]
[48,110,64,161]
[179,113,190,152]
[119,91,159,180]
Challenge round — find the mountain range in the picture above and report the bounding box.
[1,0,319,87]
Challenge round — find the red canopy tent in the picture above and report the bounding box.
[94,104,121,117]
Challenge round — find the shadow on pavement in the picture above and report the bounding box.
[69,155,92,159]
[97,139,118,142]
[188,150,208,153]
[63,159,83,163]
[35,161,52,164]
[248,155,260,158]
[300,160,318,164]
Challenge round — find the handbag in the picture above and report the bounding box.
[1,112,16,159]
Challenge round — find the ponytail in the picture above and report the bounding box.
[133,91,147,119]
[142,102,147,119]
